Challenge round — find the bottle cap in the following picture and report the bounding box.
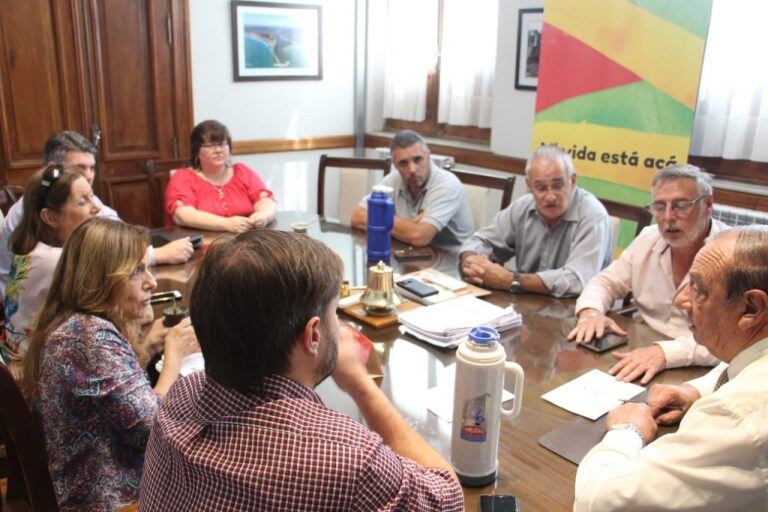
[372,185,394,195]
[468,326,500,345]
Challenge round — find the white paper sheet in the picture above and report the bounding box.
[541,369,645,420]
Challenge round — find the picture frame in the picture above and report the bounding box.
[515,8,543,90]
[230,1,322,81]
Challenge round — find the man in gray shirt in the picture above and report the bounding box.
[460,145,611,298]
[351,131,474,249]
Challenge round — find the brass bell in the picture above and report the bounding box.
[360,261,401,316]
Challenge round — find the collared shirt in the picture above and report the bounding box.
[360,163,474,249]
[139,373,463,512]
[575,220,728,368]
[574,337,768,512]
[460,187,612,298]
[0,195,119,294]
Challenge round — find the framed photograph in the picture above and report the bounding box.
[515,8,543,90]
[231,1,322,81]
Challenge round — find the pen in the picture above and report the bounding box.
[619,398,684,411]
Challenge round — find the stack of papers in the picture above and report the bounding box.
[398,295,522,349]
[541,369,645,420]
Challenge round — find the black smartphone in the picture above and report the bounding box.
[190,235,203,250]
[479,494,520,512]
[396,278,439,298]
[393,248,433,261]
[580,333,629,353]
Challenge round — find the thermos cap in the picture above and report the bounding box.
[372,185,394,195]
[468,326,500,344]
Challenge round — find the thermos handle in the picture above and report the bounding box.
[501,361,524,418]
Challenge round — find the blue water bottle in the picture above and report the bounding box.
[367,185,395,264]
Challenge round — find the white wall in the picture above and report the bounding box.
[490,0,543,158]
[189,0,356,140]
[189,0,358,211]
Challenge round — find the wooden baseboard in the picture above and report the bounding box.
[232,135,355,155]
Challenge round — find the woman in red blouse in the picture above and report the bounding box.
[165,120,277,232]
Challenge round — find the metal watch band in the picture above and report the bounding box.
[608,422,645,445]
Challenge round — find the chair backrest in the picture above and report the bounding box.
[599,198,653,251]
[0,364,59,511]
[449,170,516,228]
[317,155,391,219]
[2,185,24,216]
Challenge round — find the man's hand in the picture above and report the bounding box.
[567,308,628,344]
[331,326,371,394]
[153,237,194,265]
[647,384,701,426]
[608,345,666,385]
[606,402,657,445]
[460,254,510,289]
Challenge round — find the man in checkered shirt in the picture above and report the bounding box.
[139,230,463,511]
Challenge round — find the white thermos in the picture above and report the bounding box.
[451,326,524,486]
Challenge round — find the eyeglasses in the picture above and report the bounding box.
[644,194,707,216]
[200,141,229,150]
[38,165,62,207]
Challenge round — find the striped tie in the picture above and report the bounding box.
[713,368,729,391]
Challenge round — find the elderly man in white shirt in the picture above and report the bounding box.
[568,164,726,383]
[574,226,768,512]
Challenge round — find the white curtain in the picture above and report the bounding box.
[381,0,439,122]
[437,0,498,128]
[690,0,768,162]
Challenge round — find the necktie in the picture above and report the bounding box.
[713,368,729,391]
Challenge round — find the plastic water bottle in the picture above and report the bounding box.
[366,185,394,264]
[451,326,524,486]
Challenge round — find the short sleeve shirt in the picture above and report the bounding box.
[164,163,274,225]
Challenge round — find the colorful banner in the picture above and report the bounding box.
[531,0,713,247]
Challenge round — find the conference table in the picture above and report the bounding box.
[152,211,706,512]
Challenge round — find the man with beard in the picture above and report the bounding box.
[351,130,474,249]
[568,164,727,383]
[574,227,768,511]
[139,231,463,511]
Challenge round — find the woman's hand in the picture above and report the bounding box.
[162,317,200,363]
[144,318,170,355]
[248,211,271,228]
[225,216,254,233]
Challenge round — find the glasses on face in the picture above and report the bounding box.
[531,181,566,195]
[200,141,229,150]
[644,194,707,216]
[38,165,62,207]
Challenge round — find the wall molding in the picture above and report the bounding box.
[232,135,355,155]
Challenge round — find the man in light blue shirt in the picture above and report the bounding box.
[350,131,474,249]
[0,131,193,293]
[460,145,611,298]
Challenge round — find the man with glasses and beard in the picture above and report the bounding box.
[568,164,728,384]
[139,231,463,511]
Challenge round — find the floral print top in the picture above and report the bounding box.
[31,314,161,511]
[2,242,62,379]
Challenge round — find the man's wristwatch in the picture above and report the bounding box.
[510,271,522,294]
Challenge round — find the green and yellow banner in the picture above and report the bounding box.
[532,0,712,245]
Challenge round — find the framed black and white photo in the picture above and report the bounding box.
[515,8,543,90]
[231,1,322,81]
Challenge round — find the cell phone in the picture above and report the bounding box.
[580,333,629,353]
[479,494,520,512]
[393,248,433,261]
[396,278,439,298]
[190,235,203,250]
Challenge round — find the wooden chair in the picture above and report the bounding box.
[599,198,653,312]
[317,155,391,219]
[0,364,58,511]
[450,170,516,228]
[1,186,23,216]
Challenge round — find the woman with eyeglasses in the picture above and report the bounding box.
[21,217,199,511]
[0,166,101,379]
[164,119,277,232]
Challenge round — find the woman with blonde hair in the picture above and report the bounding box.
[22,217,198,511]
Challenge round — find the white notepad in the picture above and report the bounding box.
[541,369,645,420]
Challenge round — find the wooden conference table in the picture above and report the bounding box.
[152,211,704,512]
